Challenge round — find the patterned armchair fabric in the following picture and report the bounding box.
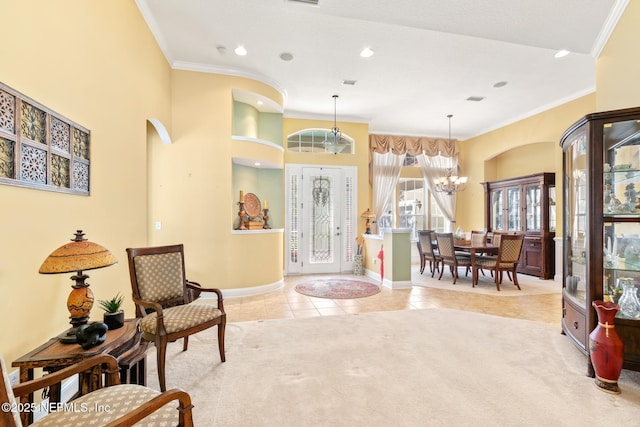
[126,244,226,392]
[1,354,193,427]
[134,252,184,303]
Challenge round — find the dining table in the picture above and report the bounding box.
[453,242,499,286]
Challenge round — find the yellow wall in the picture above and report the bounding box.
[596,0,640,111]
[457,94,596,233]
[0,1,171,364]
[148,70,285,290]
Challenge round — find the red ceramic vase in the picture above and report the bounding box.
[589,300,624,394]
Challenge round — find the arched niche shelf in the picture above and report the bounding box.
[147,118,172,145]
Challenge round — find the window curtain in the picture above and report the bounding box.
[372,151,406,231]
[370,134,460,226]
[416,153,457,223]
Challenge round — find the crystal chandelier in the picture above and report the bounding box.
[434,115,468,195]
[323,94,345,154]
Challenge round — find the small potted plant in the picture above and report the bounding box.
[98,293,125,330]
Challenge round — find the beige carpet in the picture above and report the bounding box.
[147,309,640,426]
[411,265,562,296]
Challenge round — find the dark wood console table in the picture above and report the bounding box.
[12,319,148,425]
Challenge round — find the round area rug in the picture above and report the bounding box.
[294,279,381,299]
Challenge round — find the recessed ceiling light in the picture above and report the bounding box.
[216,46,227,55]
[234,46,247,56]
[257,100,263,106]
[466,96,485,102]
[493,81,508,88]
[280,52,294,61]
[342,80,357,86]
[360,47,374,58]
[254,162,261,167]
[555,49,570,58]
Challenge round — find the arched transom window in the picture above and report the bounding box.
[287,128,353,154]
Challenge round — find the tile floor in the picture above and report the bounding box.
[223,268,562,325]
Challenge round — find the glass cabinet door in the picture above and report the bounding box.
[565,129,588,307]
[525,184,541,232]
[603,118,640,320]
[507,187,521,231]
[491,189,503,230]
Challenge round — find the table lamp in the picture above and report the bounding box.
[361,208,376,234]
[39,230,117,344]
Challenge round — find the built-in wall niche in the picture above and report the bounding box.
[232,160,283,230]
[0,81,90,195]
[232,89,282,146]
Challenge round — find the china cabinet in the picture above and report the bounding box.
[560,106,640,374]
[481,172,556,279]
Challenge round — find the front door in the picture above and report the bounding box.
[285,165,356,274]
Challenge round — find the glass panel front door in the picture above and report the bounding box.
[285,166,356,274]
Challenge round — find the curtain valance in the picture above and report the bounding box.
[369,134,458,157]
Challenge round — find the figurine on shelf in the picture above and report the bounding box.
[624,183,637,206]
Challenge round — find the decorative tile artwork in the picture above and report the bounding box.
[0,81,90,195]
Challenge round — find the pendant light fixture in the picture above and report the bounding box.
[434,114,468,195]
[323,94,345,154]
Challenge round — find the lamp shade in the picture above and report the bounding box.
[361,208,376,220]
[39,230,117,274]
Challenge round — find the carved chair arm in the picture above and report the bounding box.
[186,281,224,310]
[102,388,194,427]
[132,296,165,317]
[12,354,120,398]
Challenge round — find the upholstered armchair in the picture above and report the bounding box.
[126,244,226,392]
[1,354,193,426]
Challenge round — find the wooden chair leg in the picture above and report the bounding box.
[512,269,521,290]
[438,263,445,280]
[156,339,167,392]
[218,321,226,362]
[183,336,189,351]
[420,257,425,274]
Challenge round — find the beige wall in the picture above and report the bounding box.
[456,94,596,234]
[596,0,640,111]
[0,1,171,364]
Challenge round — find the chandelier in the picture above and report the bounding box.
[434,114,468,195]
[323,94,345,154]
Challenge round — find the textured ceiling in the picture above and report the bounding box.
[136,0,625,139]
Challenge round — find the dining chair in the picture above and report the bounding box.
[472,233,525,291]
[1,354,194,427]
[417,230,440,277]
[470,230,487,246]
[126,244,226,392]
[435,232,472,284]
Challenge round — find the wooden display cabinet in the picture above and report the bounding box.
[482,172,556,279]
[560,106,640,375]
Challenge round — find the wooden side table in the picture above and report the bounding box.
[12,319,148,425]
